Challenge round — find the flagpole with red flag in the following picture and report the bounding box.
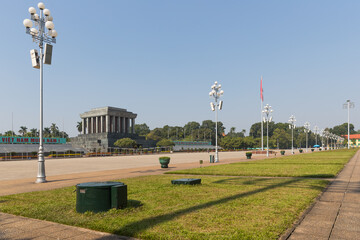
[260,76,264,150]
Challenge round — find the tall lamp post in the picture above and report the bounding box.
[288,115,296,154]
[262,104,273,157]
[304,122,310,152]
[23,2,58,183]
[343,100,354,149]
[209,81,223,163]
[313,125,319,146]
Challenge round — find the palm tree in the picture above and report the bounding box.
[43,128,51,138]
[77,121,82,133]
[30,128,38,137]
[50,123,59,137]
[19,126,28,136]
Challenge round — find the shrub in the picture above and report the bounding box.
[156,139,175,147]
[114,138,137,148]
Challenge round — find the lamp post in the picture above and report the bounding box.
[324,131,330,150]
[288,115,296,154]
[23,2,57,183]
[343,100,355,149]
[313,125,319,146]
[262,104,273,157]
[304,122,310,152]
[209,81,223,163]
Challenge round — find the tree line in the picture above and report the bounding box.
[134,121,357,149]
[1,123,69,139]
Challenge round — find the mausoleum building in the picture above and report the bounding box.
[71,107,154,151]
[80,106,137,135]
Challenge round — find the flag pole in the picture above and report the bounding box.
[261,101,263,150]
[260,76,264,150]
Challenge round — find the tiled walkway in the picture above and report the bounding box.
[287,150,360,239]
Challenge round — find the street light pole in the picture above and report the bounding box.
[209,81,224,163]
[262,104,273,157]
[304,122,310,152]
[313,125,319,146]
[23,2,57,183]
[343,100,354,149]
[288,115,296,154]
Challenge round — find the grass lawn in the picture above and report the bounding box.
[0,175,327,240]
[167,149,357,178]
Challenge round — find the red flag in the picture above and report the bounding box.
[260,76,264,102]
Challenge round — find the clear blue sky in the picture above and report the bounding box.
[1,1,359,137]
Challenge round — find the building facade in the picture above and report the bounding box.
[80,106,137,135]
[71,107,154,151]
[343,134,360,147]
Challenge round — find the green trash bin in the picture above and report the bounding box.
[76,182,127,213]
[210,155,214,163]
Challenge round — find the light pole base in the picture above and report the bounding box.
[35,177,46,183]
[215,152,219,163]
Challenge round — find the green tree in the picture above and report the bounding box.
[156,139,175,147]
[329,123,355,136]
[30,128,38,137]
[77,121,82,133]
[134,123,150,136]
[43,128,51,138]
[249,122,262,138]
[18,126,27,136]
[4,131,16,136]
[146,128,163,141]
[271,128,291,149]
[50,123,60,137]
[114,138,137,148]
[227,127,245,138]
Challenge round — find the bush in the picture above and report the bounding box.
[156,139,175,147]
[114,138,137,148]
[280,150,285,155]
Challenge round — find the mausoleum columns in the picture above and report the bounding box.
[82,119,85,134]
[131,118,135,134]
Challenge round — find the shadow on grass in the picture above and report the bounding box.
[112,178,307,237]
[127,199,143,208]
[218,177,326,190]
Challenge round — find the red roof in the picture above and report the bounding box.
[343,134,360,139]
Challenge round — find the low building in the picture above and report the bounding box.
[343,134,360,147]
[172,141,214,151]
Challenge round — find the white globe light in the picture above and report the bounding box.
[220,90,224,94]
[50,29,58,38]
[214,81,218,85]
[38,2,45,10]
[45,21,54,30]
[43,9,50,16]
[209,92,212,96]
[28,7,36,15]
[218,84,222,88]
[34,14,39,20]
[23,19,33,28]
[30,28,38,35]
[47,15,53,21]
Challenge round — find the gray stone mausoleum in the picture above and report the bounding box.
[71,107,154,151]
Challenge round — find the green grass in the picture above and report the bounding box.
[167,149,357,178]
[0,175,327,240]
